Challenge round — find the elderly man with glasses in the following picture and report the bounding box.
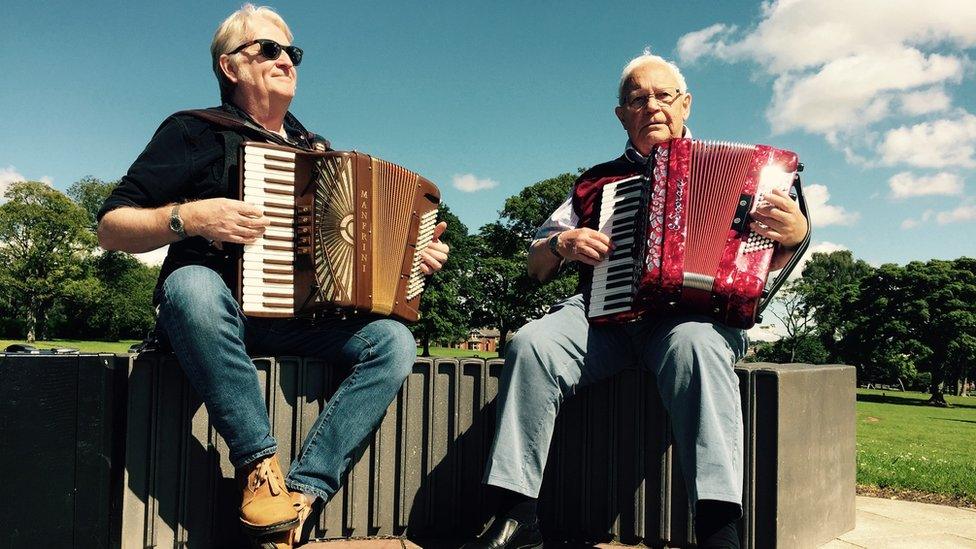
[97,4,449,546]
[464,52,807,549]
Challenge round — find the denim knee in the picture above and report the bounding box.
[160,266,240,329]
[503,326,565,394]
[365,318,416,382]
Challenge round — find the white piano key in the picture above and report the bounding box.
[244,145,296,160]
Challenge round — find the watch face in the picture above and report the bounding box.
[170,215,183,232]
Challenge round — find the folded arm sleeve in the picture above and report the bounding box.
[96,117,192,221]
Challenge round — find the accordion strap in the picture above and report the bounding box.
[176,107,330,152]
[757,171,812,318]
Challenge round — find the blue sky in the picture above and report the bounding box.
[2,0,975,274]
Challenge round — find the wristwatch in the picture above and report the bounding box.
[547,233,563,259]
[169,204,188,240]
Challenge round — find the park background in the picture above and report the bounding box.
[1,0,974,510]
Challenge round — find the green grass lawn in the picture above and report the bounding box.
[418,346,499,359]
[0,338,140,354]
[2,339,497,358]
[856,388,976,504]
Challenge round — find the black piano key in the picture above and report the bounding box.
[605,272,632,284]
[606,262,632,274]
[609,247,633,260]
[605,278,632,290]
[602,292,632,303]
[611,195,641,208]
[614,179,643,193]
[615,201,640,212]
[611,224,636,239]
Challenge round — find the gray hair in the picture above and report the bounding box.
[617,49,688,105]
[211,4,293,101]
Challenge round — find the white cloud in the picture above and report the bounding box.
[678,0,976,72]
[803,184,859,227]
[888,172,964,198]
[0,166,27,199]
[900,88,952,116]
[452,173,499,193]
[879,114,976,168]
[935,203,976,224]
[0,166,54,201]
[767,47,962,134]
[901,207,936,229]
[133,246,168,266]
[676,0,975,139]
[676,24,734,63]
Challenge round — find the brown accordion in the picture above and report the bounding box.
[236,141,441,322]
[585,138,809,329]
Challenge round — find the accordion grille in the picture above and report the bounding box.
[313,155,355,303]
[686,141,754,276]
[371,158,418,315]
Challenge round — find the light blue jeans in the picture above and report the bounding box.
[157,265,416,501]
[484,294,748,508]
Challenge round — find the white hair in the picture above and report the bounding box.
[211,4,293,101]
[617,48,688,105]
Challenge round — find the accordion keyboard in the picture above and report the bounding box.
[241,143,297,316]
[588,175,644,318]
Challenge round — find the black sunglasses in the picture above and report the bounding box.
[228,39,303,66]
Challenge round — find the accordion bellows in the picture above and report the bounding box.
[585,138,801,329]
[238,142,440,322]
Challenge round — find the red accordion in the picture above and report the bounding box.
[584,138,810,329]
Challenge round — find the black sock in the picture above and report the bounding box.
[694,500,741,549]
[492,487,538,524]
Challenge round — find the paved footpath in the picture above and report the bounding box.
[302,496,976,549]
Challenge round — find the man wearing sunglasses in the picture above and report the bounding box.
[464,52,807,549]
[97,4,449,546]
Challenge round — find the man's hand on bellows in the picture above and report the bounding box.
[749,188,807,248]
[420,221,450,275]
[183,198,270,244]
[556,228,612,266]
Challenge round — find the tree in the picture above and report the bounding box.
[767,279,819,363]
[470,173,580,355]
[843,258,976,406]
[48,252,159,341]
[411,204,476,356]
[749,335,828,364]
[0,181,96,341]
[67,175,118,231]
[793,250,874,361]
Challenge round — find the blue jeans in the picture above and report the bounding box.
[158,265,416,501]
[484,294,748,508]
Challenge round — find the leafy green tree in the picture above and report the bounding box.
[749,335,829,364]
[49,252,159,341]
[411,204,476,356]
[844,258,976,406]
[67,175,118,231]
[470,173,579,355]
[0,181,96,341]
[794,250,874,361]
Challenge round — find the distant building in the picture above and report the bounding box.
[451,328,501,353]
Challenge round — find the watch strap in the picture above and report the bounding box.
[547,233,563,259]
[170,205,188,240]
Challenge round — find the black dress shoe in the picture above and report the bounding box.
[462,515,543,549]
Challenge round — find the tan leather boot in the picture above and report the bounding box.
[289,491,316,545]
[238,454,299,535]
